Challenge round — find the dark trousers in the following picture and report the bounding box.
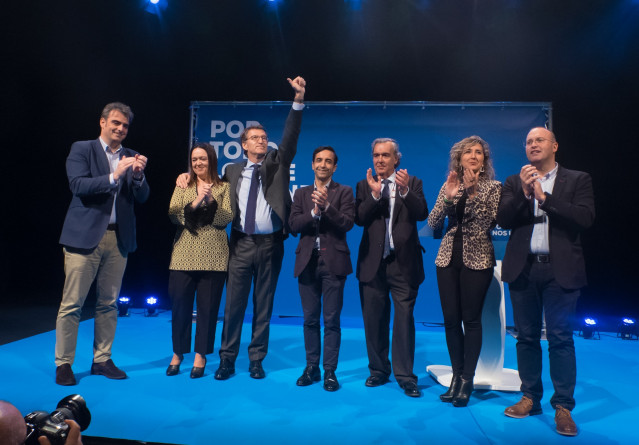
[298,251,346,371]
[436,252,493,380]
[509,258,580,410]
[359,254,418,385]
[219,231,284,363]
[168,270,226,356]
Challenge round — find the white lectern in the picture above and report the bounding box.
[427,260,521,391]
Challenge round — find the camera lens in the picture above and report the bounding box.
[52,394,91,431]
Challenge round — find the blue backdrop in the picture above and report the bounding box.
[190,101,550,324]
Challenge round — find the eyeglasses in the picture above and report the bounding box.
[524,137,552,147]
[248,135,268,142]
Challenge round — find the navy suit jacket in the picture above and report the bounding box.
[355,175,428,288]
[289,181,355,278]
[223,108,302,235]
[59,139,150,253]
[497,165,595,289]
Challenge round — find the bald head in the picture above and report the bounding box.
[0,401,26,445]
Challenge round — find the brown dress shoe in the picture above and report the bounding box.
[504,396,542,418]
[56,364,77,386]
[555,406,578,436]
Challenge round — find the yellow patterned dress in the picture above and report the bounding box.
[168,181,233,271]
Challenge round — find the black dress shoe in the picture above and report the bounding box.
[56,364,77,386]
[440,374,462,402]
[452,377,474,407]
[323,370,339,392]
[365,375,389,387]
[90,359,127,379]
[190,356,207,379]
[400,381,421,398]
[214,358,235,380]
[296,365,321,386]
[166,364,180,376]
[166,354,183,376]
[249,360,265,379]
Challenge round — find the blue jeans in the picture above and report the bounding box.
[509,258,579,410]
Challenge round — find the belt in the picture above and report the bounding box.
[106,224,118,231]
[529,254,550,263]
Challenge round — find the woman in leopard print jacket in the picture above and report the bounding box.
[427,136,502,407]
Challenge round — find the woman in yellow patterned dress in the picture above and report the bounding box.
[166,142,233,378]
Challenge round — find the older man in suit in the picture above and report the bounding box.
[497,127,595,436]
[211,76,306,380]
[56,102,150,386]
[289,146,355,391]
[355,138,428,398]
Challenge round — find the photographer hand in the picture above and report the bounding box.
[38,420,83,445]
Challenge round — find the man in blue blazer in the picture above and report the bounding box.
[497,127,595,436]
[289,146,355,391]
[56,102,150,386]
[355,138,428,398]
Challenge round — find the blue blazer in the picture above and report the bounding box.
[59,139,150,253]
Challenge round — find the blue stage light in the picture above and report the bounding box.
[144,0,167,15]
[617,317,638,340]
[145,296,159,317]
[580,317,599,340]
[117,296,131,317]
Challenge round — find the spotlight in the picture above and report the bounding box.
[117,296,131,317]
[617,318,638,340]
[579,317,599,340]
[144,0,167,15]
[145,296,159,317]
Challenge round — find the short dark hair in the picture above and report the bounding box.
[312,146,338,164]
[188,142,222,186]
[101,102,134,123]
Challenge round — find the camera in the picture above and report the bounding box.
[24,394,91,445]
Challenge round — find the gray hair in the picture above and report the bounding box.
[448,135,495,181]
[101,102,134,123]
[371,138,402,168]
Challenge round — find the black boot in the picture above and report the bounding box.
[452,377,474,407]
[440,374,462,403]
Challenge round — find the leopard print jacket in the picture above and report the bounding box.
[427,179,502,270]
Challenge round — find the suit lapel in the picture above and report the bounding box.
[550,165,567,198]
[93,139,111,176]
[391,177,403,225]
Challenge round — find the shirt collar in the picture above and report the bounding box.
[539,163,559,182]
[314,179,332,190]
[99,137,122,154]
[382,172,396,184]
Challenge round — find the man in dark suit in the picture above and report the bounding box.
[213,76,306,380]
[289,146,355,391]
[355,138,428,398]
[56,102,150,386]
[497,127,595,436]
